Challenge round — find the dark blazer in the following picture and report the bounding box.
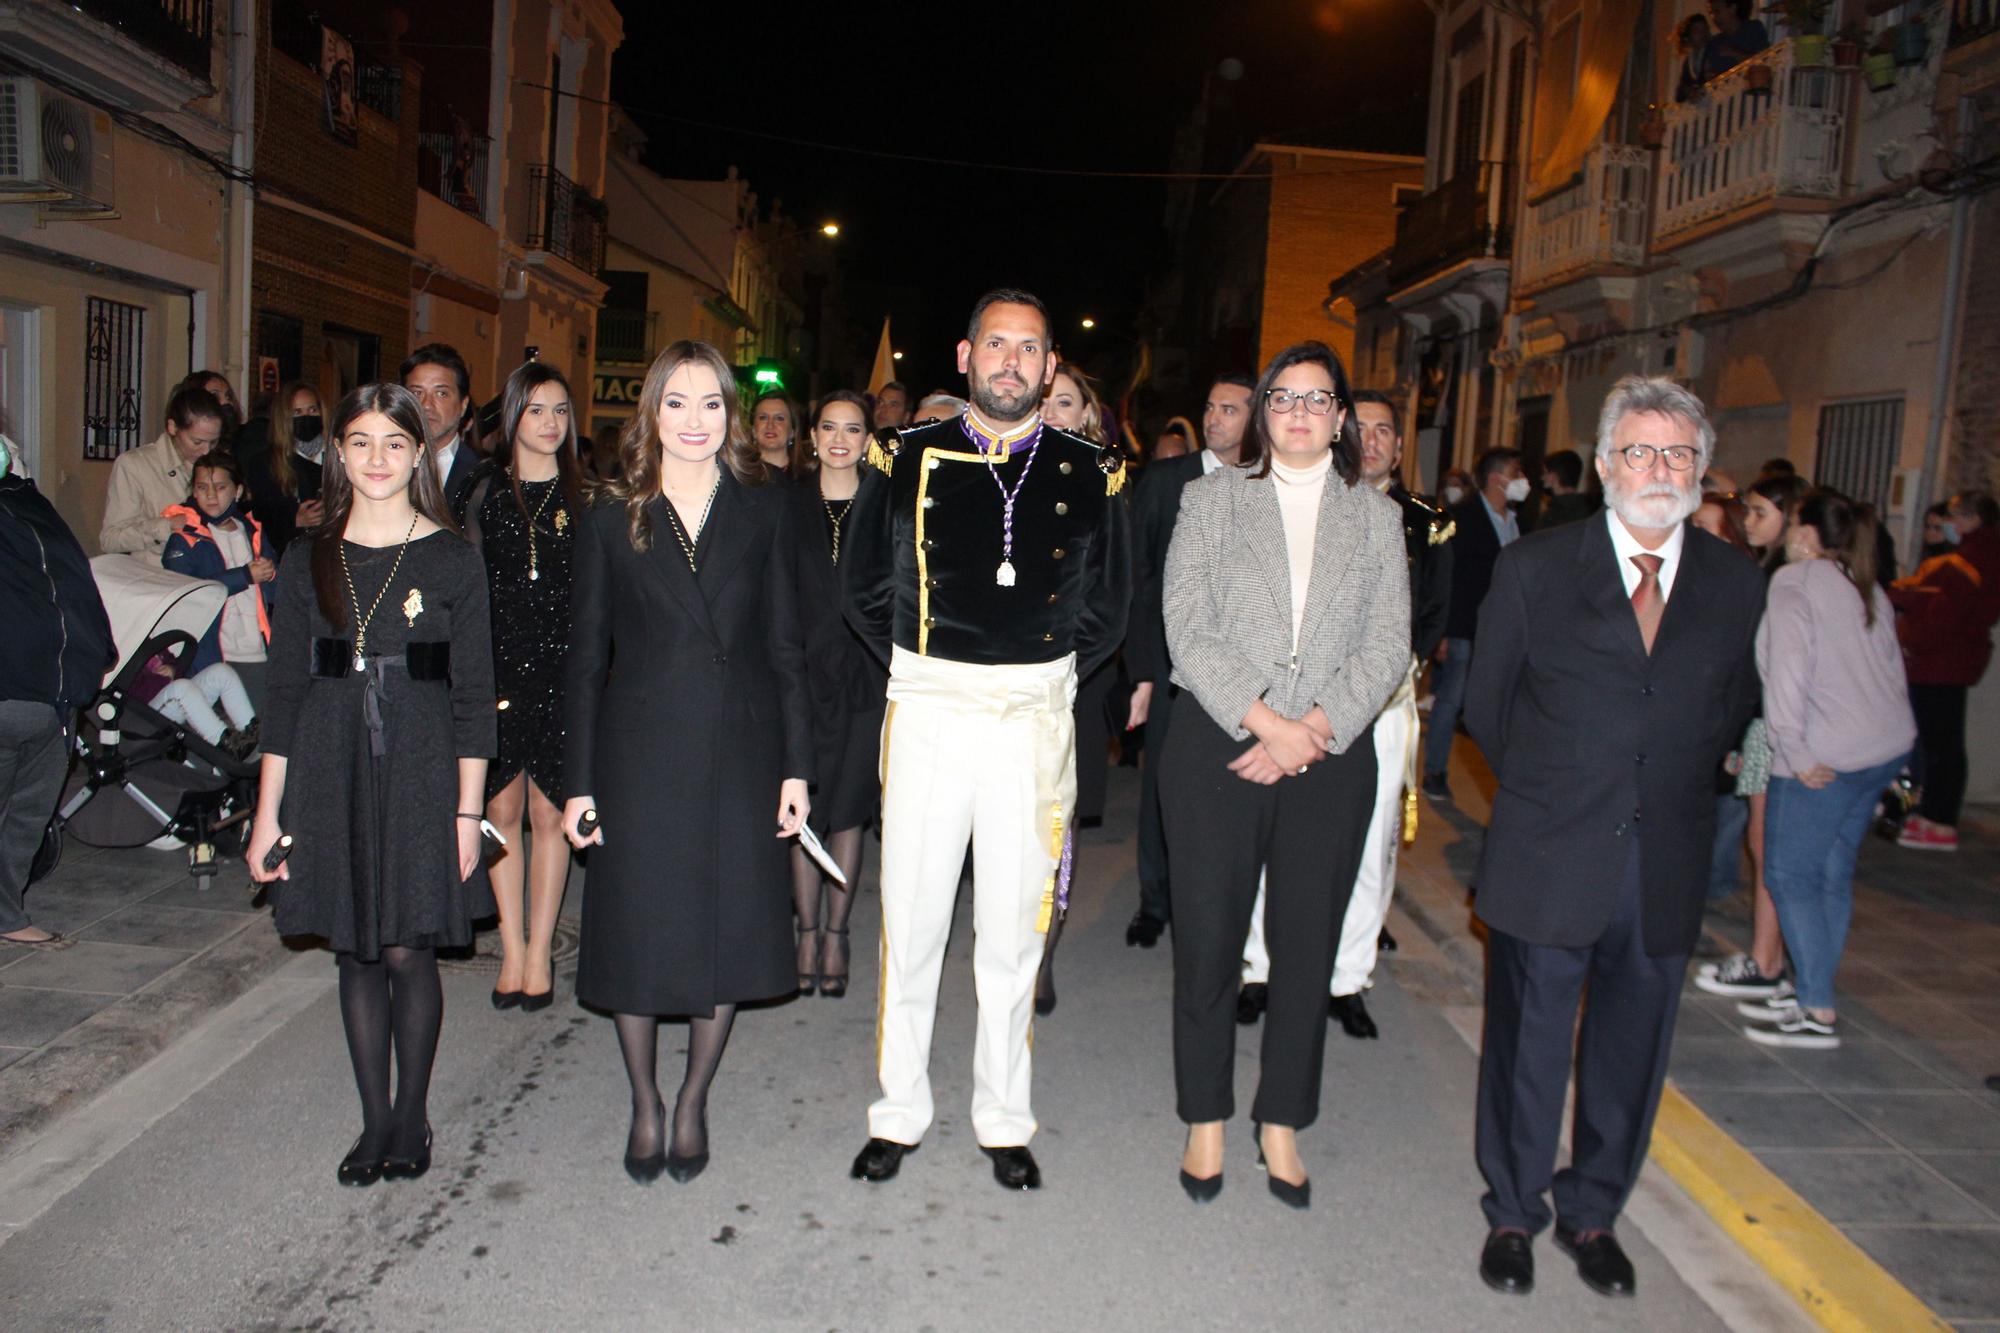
[1125,452,1208,685]
[563,472,814,1014]
[1465,514,1763,956]
[441,443,479,527]
[784,477,888,720]
[1444,495,1507,641]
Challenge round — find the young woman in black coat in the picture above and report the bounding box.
[784,390,886,997]
[563,341,813,1185]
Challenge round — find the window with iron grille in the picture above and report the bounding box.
[1813,396,1904,511]
[83,296,145,461]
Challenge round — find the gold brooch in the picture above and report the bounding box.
[402,587,424,625]
[554,509,569,533]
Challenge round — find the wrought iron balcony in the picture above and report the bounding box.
[1515,144,1653,294]
[1655,40,1854,242]
[73,0,210,81]
[595,309,657,365]
[1387,162,1511,292]
[526,165,607,276]
[419,132,489,220]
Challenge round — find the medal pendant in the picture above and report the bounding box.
[354,652,366,673]
[529,566,540,582]
[995,559,1017,587]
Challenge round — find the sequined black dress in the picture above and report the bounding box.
[468,471,575,802]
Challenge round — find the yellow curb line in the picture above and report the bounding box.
[1649,1083,1953,1332]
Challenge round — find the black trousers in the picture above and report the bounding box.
[1476,842,1687,1235]
[1910,682,1968,826]
[0,701,65,935]
[1133,682,1179,923]
[1162,706,1375,1128]
[1073,659,1116,824]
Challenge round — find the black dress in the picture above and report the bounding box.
[263,531,496,960]
[466,468,573,802]
[785,479,887,833]
[565,473,814,1015]
[241,440,322,567]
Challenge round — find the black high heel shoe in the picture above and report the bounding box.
[1254,1123,1310,1210]
[624,1099,667,1185]
[665,1108,709,1184]
[519,963,555,1013]
[337,1136,385,1187]
[1178,1128,1223,1203]
[490,987,521,1010]
[819,927,849,1000]
[381,1124,433,1182]
[796,922,820,996]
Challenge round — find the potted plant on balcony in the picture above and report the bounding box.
[1831,19,1868,65]
[1863,28,1900,89]
[1770,0,1833,64]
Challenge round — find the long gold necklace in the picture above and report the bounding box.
[340,513,420,671]
[821,492,851,565]
[662,472,720,572]
[517,471,558,582]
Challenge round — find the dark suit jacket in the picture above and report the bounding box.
[442,443,479,527]
[1465,515,1763,956]
[1444,496,1508,641]
[1125,452,1208,684]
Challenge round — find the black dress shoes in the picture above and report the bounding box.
[1125,911,1167,948]
[850,1137,916,1182]
[1329,992,1379,1040]
[1236,982,1268,1025]
[1480,1229,1535,1295]
[381,1124,433,1182]
[337,1137,385,1187]
[1377,927,1398,953]
[1421,772,1450,800]
[982,1145,1042,1191]
[1554,1226,1637,1297]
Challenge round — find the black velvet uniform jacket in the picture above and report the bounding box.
[1391,483,1455,662]
[842,416,1133,678]
[1464,515,1763,957]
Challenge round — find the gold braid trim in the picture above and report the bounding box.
[1035,802,1066,934]
[1403,789,1419,845]
[866,439,895,476]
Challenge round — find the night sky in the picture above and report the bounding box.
[610,0,1433,400]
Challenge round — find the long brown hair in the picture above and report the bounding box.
[1049,364,1109,445]
[791,390,870,480]
[1244,341,1362,484]
[310,383,458,630]
[494,361,586,518]
[606,340,763,552]
[264,379,319,499]
[1795,488,1880,627]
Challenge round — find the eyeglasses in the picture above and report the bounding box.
[1614,444,1701,471]
[1265,389,1337,416]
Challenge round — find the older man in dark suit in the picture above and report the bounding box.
[1467,376,1762,1300]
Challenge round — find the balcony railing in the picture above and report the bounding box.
[1952,0,1999,46]
[1387,162,1512,291]
[596,309,657,365]
[357,64,402,121]
[526,165,607,276]
[74,0,211,80]
[1656,40,1853,241]
[419,132,489,220]
[1516,144,1653,293]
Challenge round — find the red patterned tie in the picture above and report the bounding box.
[1630,553,1665,654]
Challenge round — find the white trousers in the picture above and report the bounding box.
[870,648,1076,1148]
[1242,682,1417,996]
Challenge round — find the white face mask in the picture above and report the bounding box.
[1504,476,1532,504]
[0,437,10,481]
[1442,485,1465,506]
[1940,521,1960,545]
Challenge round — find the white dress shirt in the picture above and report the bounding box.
[433,436,459,488]
[1605,507,1686,601]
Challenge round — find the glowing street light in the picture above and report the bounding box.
[892,350,905,361]
[820,221,840,237]
[1080,317,1097,330]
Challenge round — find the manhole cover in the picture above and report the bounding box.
[439,918,583,974]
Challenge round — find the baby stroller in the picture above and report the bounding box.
[53,555,261,890]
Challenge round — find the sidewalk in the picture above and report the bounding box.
[1406,734,2000,1329]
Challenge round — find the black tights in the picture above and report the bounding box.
[336,946,442,1159]
[792,826,862,975]
[614,1006,737,1161]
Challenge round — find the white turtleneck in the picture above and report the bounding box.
[1271,452,1332,645]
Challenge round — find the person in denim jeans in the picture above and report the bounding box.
[1743,490,1914,1049]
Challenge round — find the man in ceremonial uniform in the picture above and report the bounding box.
[843,289,1131,1191]
[1237,390,1453,1035]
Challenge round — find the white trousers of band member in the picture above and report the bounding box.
[1242,681,1418,996]
[870,646,1077,1149]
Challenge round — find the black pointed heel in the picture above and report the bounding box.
[665,1109,709,1183]
[1179,1169,1223,1202]
[624,1099,667,1184]
[819,927,849,999]
[796,922,820,995]
[1254,1123,1311,1210]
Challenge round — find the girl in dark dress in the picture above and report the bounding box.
[785,390,886,997]
[248,383,495,1188]
[464,364,584,1010]
[563,341,812,1185]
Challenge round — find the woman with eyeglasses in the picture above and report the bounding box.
[1160,341,1410,1208]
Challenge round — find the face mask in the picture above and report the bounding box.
[0,437,10,481]
[1442,485,1465,506]
[294,414,323,444]
[1940,521,1960,544]
[1504,476,1532,504]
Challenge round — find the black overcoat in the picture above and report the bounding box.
[564,471,814,1015]
[1464,514,1763,956]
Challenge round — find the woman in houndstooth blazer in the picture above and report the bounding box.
[1160,341,1410,1209]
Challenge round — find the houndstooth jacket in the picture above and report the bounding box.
[1163,462,1411,752]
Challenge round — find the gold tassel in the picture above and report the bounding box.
[1103,459,1127,497]
[1035,803,1066,934]
[865,439,895,476]
[1403,789,1419,845]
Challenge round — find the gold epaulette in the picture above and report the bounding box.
[866,429,900,477]
[1100,450,1127,497]
[1431,517,1456,546]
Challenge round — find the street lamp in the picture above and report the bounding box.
[820,222,840,237]
[892,350,905,361]
[1080,317,1097,330]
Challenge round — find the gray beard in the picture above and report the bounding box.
[1609,483,1701,530]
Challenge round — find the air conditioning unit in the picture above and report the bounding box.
[0,77,116,212]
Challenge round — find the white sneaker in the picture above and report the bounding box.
[1695,954,1785,998]
[146,832,188,851]
[1734,980,1797,1020]
[1743,1010,1840,1049]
